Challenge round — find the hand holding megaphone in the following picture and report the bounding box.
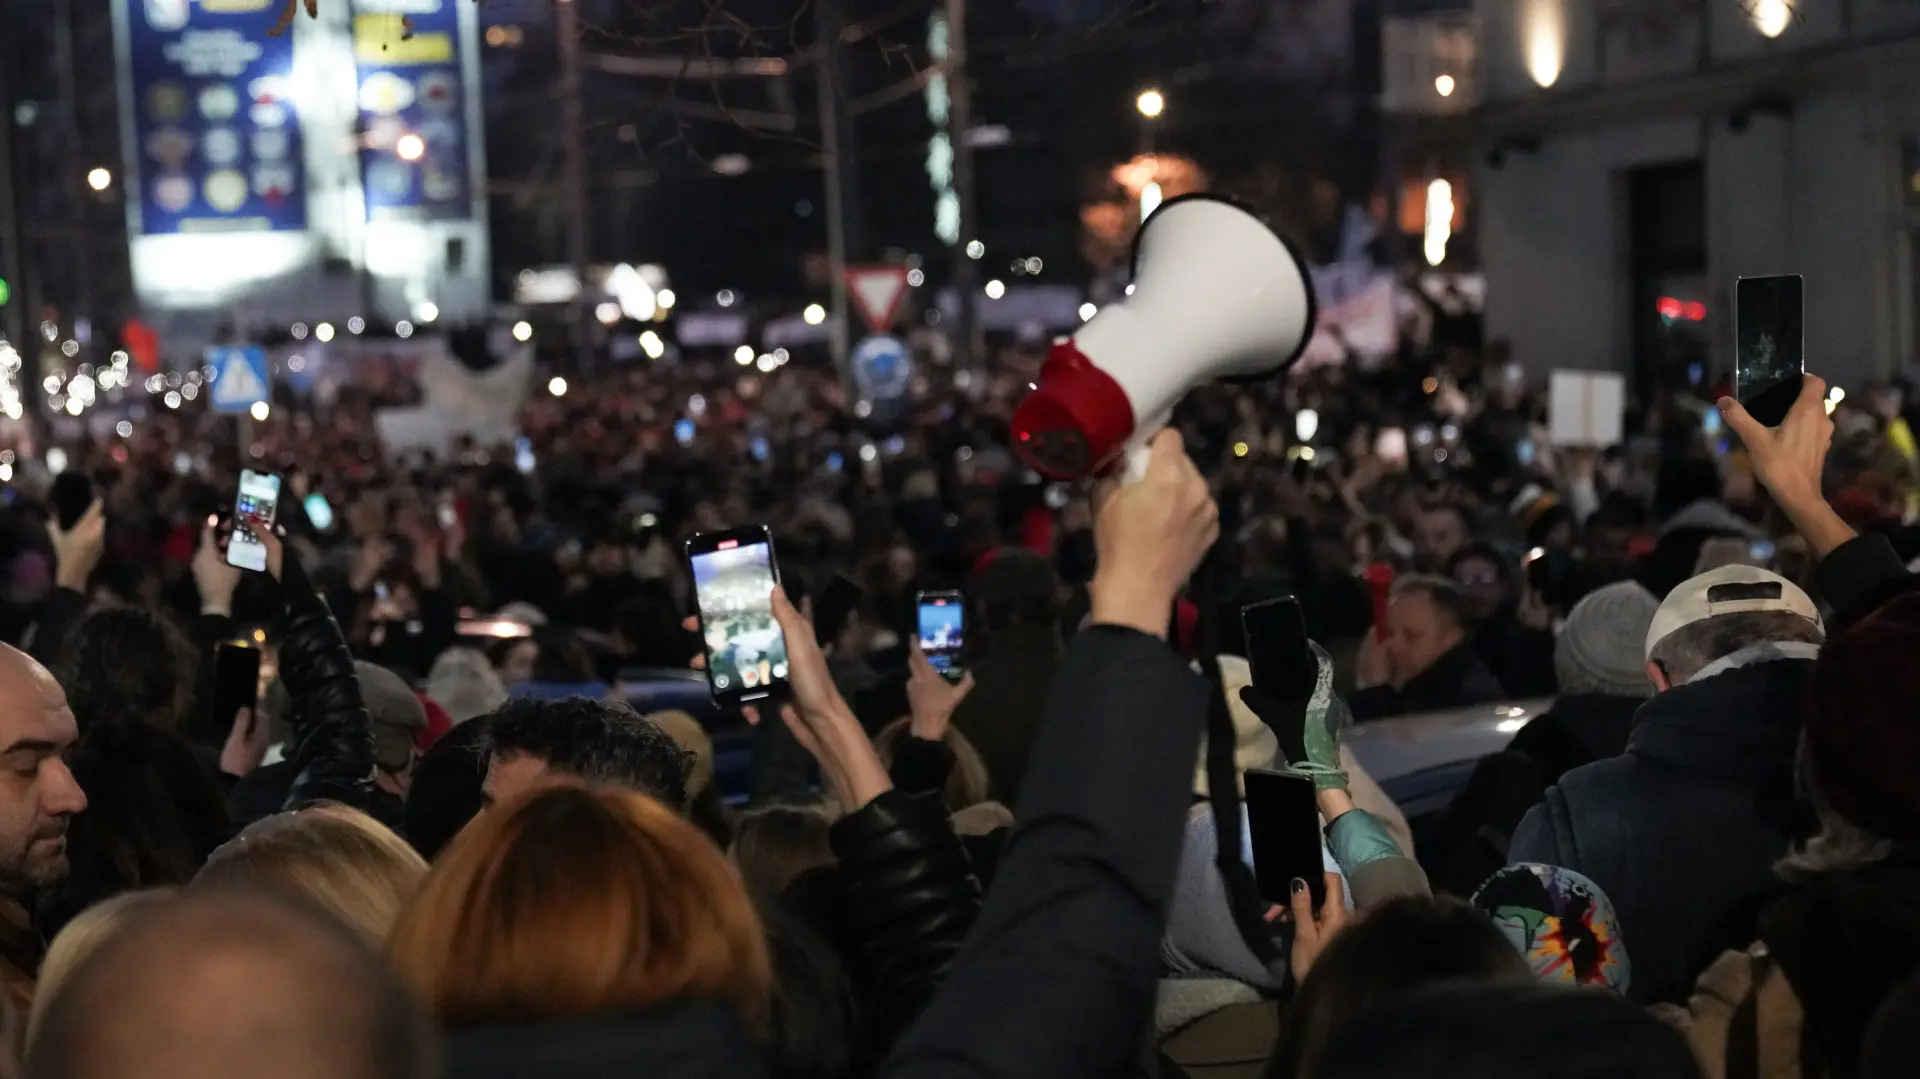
[1012,194,1318,483]
[1088,428,1220,638]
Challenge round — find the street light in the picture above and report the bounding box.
[86,168,111,191]
[802,304,826,326]
[1136,89,1164,119]
[1434,74,1456,97]
[395,134,426,162]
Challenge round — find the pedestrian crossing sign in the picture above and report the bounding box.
[206,346,270,414]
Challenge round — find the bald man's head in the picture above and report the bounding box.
[27,891,436,1079]
[0,646,84,900]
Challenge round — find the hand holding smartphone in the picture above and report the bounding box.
[1735,274,1804,428]
[687,526,791,704]
[916,590,966,681]
[226,470,282,573]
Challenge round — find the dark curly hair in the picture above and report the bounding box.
[481,697,690,810]
[57,606,199,735]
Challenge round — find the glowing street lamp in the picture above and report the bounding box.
[1136,89,1165,119]
[396,134,426,162]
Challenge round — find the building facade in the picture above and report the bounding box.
[1392,0,1920,392]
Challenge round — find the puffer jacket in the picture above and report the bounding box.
[827,788,983,1048]
[273,546,375,811]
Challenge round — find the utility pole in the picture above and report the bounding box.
[816,3,851,392]
[945,0,981,372]
[556,0,592,372]
[0,25,27,354]
[53,0,93,339]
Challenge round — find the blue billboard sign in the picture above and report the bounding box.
[121,0,307,234]
[352,0,473,221]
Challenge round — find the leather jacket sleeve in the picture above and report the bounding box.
[830,787,982,1045]
[273,545,375,811]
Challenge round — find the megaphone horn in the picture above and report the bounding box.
[1012,193,1317,481]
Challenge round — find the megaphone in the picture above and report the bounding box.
[1011,193,1317,481]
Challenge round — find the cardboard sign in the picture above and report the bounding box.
[1549,369,1626,447]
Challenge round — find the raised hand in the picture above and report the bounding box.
[906,644,974,742]
[49,499,106,593]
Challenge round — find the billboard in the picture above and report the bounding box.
[121,0,307,234]
[353,0,473,221]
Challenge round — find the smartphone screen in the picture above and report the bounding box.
[226,469,282,572]
[514,438,536,475]
[687,527,790,703]
[1242,597,1316,706]
[1374,427,1408,467]
[303,492,335,532]
[209,643,262,733]
[1735,274,1804,427]
[917,590,966,680]
[1244,768,1326,908]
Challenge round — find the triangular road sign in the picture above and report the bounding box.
[844,265,911,334]
[207,346,270,413]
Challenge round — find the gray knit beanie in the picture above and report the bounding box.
[1554,581,1660,699]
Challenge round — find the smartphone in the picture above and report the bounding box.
[303,492,335,532]
[749,436,770,463]
[513,438,537,475]
[1524,546,1575,607]
[209,643,262,734]
[225,469,282,572]
[1515,438,1537,467]
[916,590,966,681]
[674,419,696,447]
[50,472,94,531]
[813,574,863,648]
[1735,274,1805,428]
[687,526,790,704]
[1244,768,1326,909]
[1242,597,1317,707]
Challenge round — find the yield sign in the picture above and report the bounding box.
[844,265,911,333]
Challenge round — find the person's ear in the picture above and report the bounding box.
[1646,660,1672,693]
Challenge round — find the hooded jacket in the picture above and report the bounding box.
[1511,657,1814,1006]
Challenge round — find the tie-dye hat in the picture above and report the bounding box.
[1472,864,1630,995]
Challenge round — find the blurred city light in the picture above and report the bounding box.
[1136,89,1164,118]
[250,401,270,421]
[639,331,665,360]
[1424,179,1455,266]
[1079,303,1097,321]
[716,289,737,307]
[965,240,985,259]
[906,269,925,287]
[291,322,308,340]
[548,376,568,396]
[734,345,755,365]
[511,321,533,342]
[116,421,133,438]
[395,134,426,162]
[315,322,336,342]
[984,280,1006,300]
[416,302,440,323]
[1523,0,1565,87]
[657,289,677,310]
[1025,257,1043,274]
[595,302,622,326]
[163,391,181,409]
[86,168,111,191]
[757,354,777,372]
[802,304,826,325]
[347,316,365,334]
[395,321,414,338]
[1751,0,1791,37]
[1435,74,1456,97]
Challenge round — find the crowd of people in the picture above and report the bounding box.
[0,310,1911,1079]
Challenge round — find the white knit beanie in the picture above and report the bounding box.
[1554,581,1660,699]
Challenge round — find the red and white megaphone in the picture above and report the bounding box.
[1011,193,1317,481]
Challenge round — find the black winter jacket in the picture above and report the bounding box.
[271,548,375,812]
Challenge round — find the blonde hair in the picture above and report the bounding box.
[194,804,427,945]
[873,718,992,811]
[951,801,1014,837]
[28,889,174,1052]
[388,784,770,1029]
[729,804,835,897]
